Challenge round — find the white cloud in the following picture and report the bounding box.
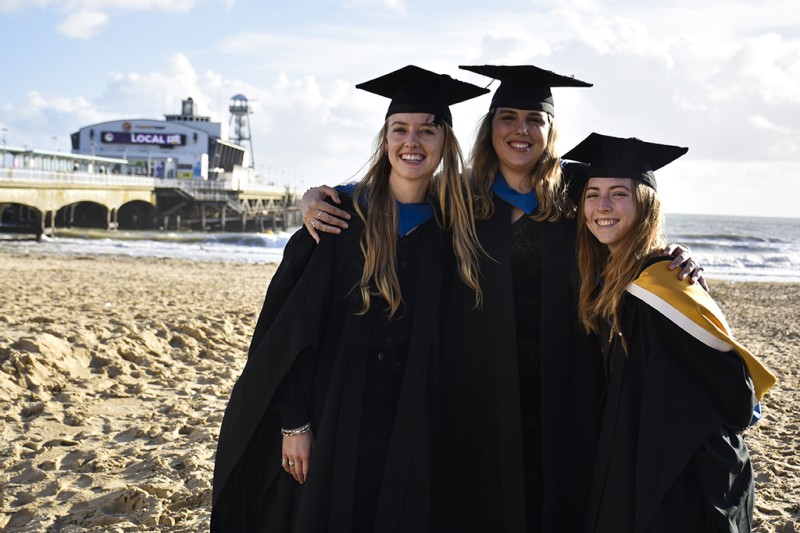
[62,0,196,11]
[1,90,105,152]
[749,114,791,133]
[729,33,800,105]
[384,0,405,12]
[1,0,199,14]
[0,0,49,12]
[471,34,552,65]
[18,0,205,40]
[90,53,229,124]
[241,72,380,184]
[57,9,108,38]
[342,0,407,14]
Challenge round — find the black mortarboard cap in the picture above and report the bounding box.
[356,65,489,126]
[459,64,592,116]
[561,132,688,191]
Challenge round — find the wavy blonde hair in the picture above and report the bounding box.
[468,109,573,222]
[353,118,483,316]
[577,180,665,348]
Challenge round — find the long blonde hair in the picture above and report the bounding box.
[468,109,573,222]
[354,118,483,316]
[577,180,665,344]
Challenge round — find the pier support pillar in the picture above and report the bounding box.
[40,209,56,239]
[106,208,118,230]
[36,210,44,241]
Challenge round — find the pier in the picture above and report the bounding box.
[0,147,300,239]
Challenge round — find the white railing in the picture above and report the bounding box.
[239,181,290,194]
[159,177,289,195]
[0,168,156,187]
[157,178,234,191]
[0,167,292,197]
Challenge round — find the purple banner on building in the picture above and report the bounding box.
[101,131,186,146]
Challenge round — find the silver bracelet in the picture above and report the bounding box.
[281,422,311,437]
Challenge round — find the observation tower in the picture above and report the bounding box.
[228,94,255,168]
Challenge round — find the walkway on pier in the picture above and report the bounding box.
[0,147,298,238]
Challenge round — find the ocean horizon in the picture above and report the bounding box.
[664,213,800,282]
[2,213,799,283]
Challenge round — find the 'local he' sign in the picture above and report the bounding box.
[101,132,186,146]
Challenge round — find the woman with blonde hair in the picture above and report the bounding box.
[566,132,776,532]
[211,65,487,532]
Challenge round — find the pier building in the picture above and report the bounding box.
[1,97,299,239]
[70,96,247,180]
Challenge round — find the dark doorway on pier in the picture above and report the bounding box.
[0,203,42,236]
[118,201,158,230]
[56,201,108,229]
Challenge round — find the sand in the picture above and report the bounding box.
[0,252,797,532]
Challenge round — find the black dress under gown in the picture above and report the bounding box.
[511,215,544,528]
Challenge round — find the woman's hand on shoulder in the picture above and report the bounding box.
[303,185,351,243]
[663,243,709,291]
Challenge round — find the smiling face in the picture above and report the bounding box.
[491,107,550,184]
[385,112,444,201]
[583,177,638,253]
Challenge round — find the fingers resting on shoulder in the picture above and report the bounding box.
[663,243,709,292]
[302,185,351,243]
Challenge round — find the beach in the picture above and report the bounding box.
[0,253,797,532]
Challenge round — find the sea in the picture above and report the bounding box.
[1,214,799,283]
[663,214,800,282]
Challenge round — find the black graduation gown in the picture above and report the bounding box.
[585,257,757,533]
[211,197,446,532]
[434,195,604,533]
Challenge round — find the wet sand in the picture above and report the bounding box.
[0,253,797,531]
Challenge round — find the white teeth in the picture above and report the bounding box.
[510,142,529,149]
[596,219,618,227]
[401,154,423,161]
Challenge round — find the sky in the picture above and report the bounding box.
[1,0,799,218]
